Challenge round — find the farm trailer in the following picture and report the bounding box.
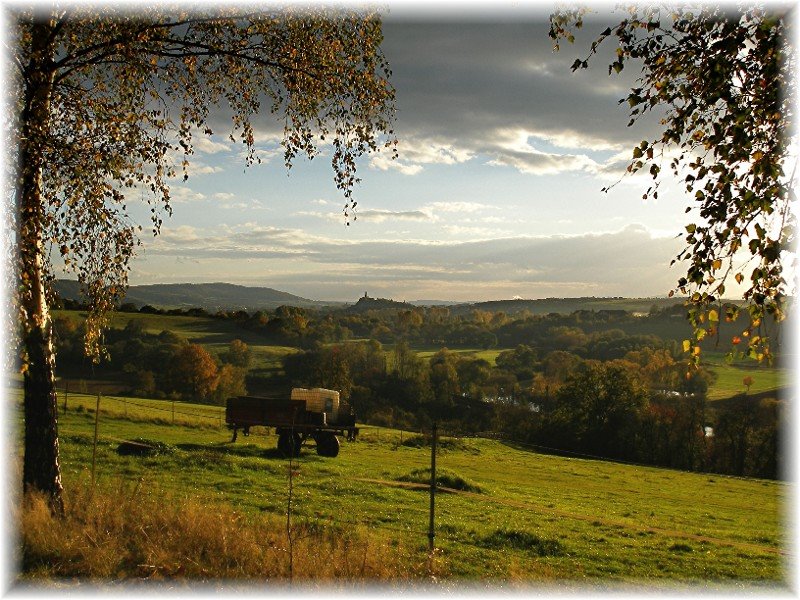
[225,389,358,457]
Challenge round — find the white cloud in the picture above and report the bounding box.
[426,201,493,214]
[297,208,434,224]
[214,192,236,201]
[487,148,600,176]
[192,163,224,175]
[369,136,476,175]
[194,137,231,154]
[369,153,424,175]
[440,224,512,238]
[159,225,201,243]
[167,186,206,203]
[356,209,433,223]
[398,137,475,165]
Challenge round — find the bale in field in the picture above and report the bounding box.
[117,438,174,457]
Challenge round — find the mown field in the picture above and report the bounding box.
[10,387,788,587]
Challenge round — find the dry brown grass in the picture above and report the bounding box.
[18,477,421,585]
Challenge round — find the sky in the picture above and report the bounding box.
[115,4,743,303]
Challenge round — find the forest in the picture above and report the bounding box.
[52,297,788,480]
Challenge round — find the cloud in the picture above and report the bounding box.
[298,208,434,224]
[369,153,424,175]
[426,201,493,214]
[486,148,600,176]
[375,19,654,178]
[213,192,236,201]
[193,137,231,154]
[167,186,206,203]
[143,221,686,300]
[159,224,201,243]
[191,163,224,175]
[357,210,433,223]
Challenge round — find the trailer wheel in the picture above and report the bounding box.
[277,432,302,457]
[315,432,340,457]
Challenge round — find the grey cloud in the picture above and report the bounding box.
[356,209,433,223]
[379,18,655,167]
[485,148,599,175]
[201,15,649,177]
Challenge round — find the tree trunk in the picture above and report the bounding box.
[18,16,64,514]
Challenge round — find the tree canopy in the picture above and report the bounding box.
[549,4,796,364]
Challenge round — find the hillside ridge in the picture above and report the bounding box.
[54,278,696,315]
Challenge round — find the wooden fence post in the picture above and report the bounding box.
[91,393,100,488]
[172,400,175,424]
[63,382,68,413]
[428,422,437,554]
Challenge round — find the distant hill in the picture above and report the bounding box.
[53,280,341,312]
[447,297,687,317]
[53,280,694,316]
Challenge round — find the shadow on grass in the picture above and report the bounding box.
[176,441,271,458]
[175,440,323,461]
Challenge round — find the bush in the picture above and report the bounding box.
[480,529,565,557]
[396,468,483,493]
[399,435,480,454]
[116,438,176,456]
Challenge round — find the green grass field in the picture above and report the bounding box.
[10,387,788,585]
[701,352,791,401]
[412,347,503,365]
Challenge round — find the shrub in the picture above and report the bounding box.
[480,529,565,557]
[396,468,482,493]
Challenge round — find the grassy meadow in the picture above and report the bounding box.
[11,387,788,586]
[701,352,792,401]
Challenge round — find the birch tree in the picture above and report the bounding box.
[10,6,396,511]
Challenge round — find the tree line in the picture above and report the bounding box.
[282,339,782,480]
[58,295,767,353]
[52,300,784,479]
[53,316,249,404]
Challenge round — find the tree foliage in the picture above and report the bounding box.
[170,343,219,401]
[549,4,796,364]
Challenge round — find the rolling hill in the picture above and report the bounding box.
[53,279,342,312]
